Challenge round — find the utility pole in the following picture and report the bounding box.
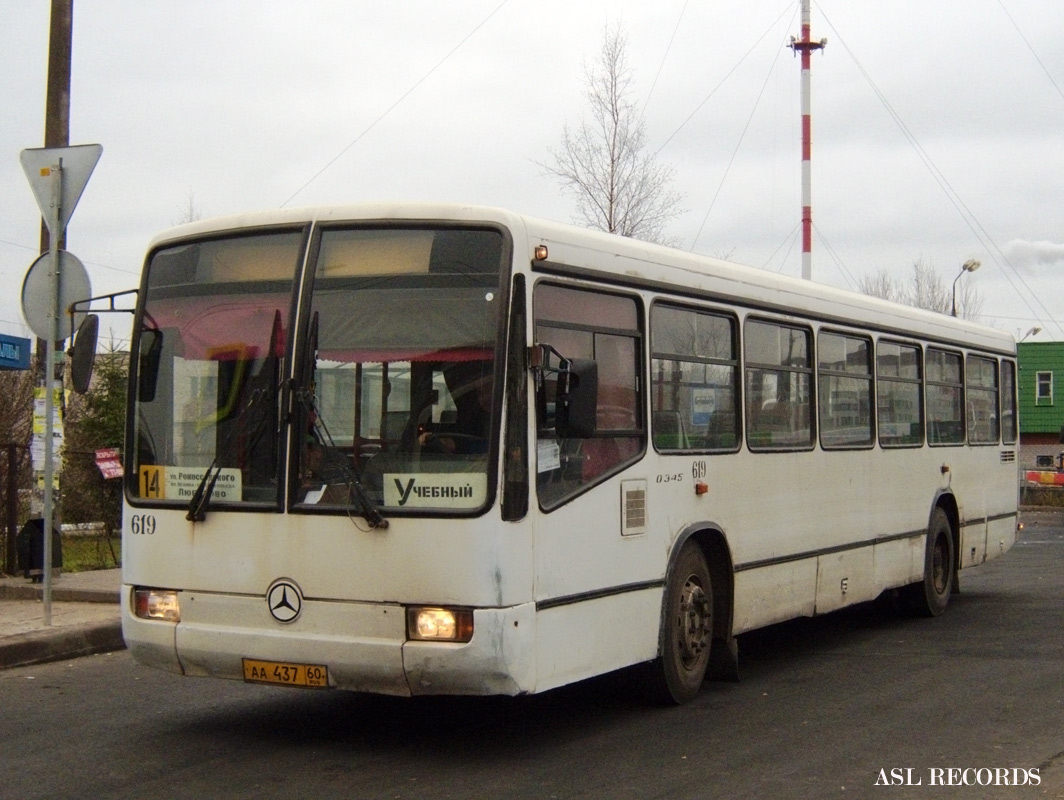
[37,0,73,624]
[37,0,72,371]
[42,0,72,248]
[790,0,826,281]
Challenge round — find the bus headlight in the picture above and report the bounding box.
[406,607,473,643]
[133,588,181,622]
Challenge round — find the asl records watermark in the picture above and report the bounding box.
[875,768,1041,787]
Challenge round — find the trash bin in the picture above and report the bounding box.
[16,518,62,582]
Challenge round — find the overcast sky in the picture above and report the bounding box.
[2,0,1062,348]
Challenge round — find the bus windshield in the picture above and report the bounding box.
[130,225,506,515]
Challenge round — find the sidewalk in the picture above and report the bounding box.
[0,568,124,670]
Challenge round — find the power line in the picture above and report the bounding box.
[996,0,1064,107]
[817,6,1063,338]
[813,225,858,291]
[279,0,513,208]
[689,25,790,252]
[653,3,795,157]
[0,315,29,331]
[0,236,139,277]
[643,0,690,112]
[762,221,801,274]
[0,237,39,254]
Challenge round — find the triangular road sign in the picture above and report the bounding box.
[20,144,103,236]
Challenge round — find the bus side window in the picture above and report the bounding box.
[1000,359,1017,445]
[877,341,924,447]
[650,303,739,453]
[966,354,999,445]
[533,284,644,507]
[927,348,964,445]
[744,319,814,450]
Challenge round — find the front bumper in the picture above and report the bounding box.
[121,585,536,696]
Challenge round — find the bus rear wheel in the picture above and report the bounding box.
[902,508,954,617]
[648,542,713,705]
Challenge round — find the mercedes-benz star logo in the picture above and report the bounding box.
[266,580,302,623]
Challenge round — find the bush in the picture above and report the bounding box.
[61,350,127,536]
[1020,485,1064,507]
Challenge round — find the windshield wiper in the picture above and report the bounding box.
[185,461,221,523]
[295,386,388,529]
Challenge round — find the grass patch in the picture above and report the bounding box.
[60,535,121,572]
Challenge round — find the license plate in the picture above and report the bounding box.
[242,658,330,688]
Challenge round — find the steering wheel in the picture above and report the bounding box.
[419,432,485,454]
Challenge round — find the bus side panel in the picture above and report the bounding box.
[954,447,1019,569]
[533,589,661,694]
[958,517,987,569]
[814,548,877,614]
[732,559,817,634]
[532,469,664,690]
[873,535,925,591]
[533,479,659,606]
[986,515,1017,561]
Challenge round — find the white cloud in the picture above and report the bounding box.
[1003,239,1064,271]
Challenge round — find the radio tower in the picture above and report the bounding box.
[790,0,826,281]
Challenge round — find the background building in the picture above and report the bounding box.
[1017,341,1064,469]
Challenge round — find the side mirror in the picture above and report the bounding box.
[69,314,99,394]
[555,358,597,438]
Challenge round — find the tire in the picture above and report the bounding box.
[648,541,713,705]
[902,508,954,618]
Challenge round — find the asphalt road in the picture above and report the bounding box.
[2,511,1062,800]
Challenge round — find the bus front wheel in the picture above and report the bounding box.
[648,541,713,705]
[902,508,954,618]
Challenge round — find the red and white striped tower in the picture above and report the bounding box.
[790,0,825,281]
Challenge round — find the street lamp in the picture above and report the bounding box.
[1020,326,1042,342]
[951,259,981,317]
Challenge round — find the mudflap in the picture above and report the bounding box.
[708,635,739,682]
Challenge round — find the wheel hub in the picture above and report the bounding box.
[678,578,711,667]
[932,536,949,594]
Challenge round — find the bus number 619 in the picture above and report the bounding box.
[130,514,156,535]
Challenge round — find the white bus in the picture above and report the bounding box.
[113,204,1018,704]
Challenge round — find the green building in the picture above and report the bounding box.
[1017,341,1064,468]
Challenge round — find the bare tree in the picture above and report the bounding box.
[859,259,983,320]
[0,369,36,456]
[857,269,901,304]
[541,24,683,245]
[174,189,204,226]
[0,364,38,569]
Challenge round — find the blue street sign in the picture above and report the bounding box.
[0,333,31,370]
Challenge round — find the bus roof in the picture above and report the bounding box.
[148,202,1015,356]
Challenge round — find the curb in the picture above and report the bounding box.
[0,619,125,671]
[0,583,120,604]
